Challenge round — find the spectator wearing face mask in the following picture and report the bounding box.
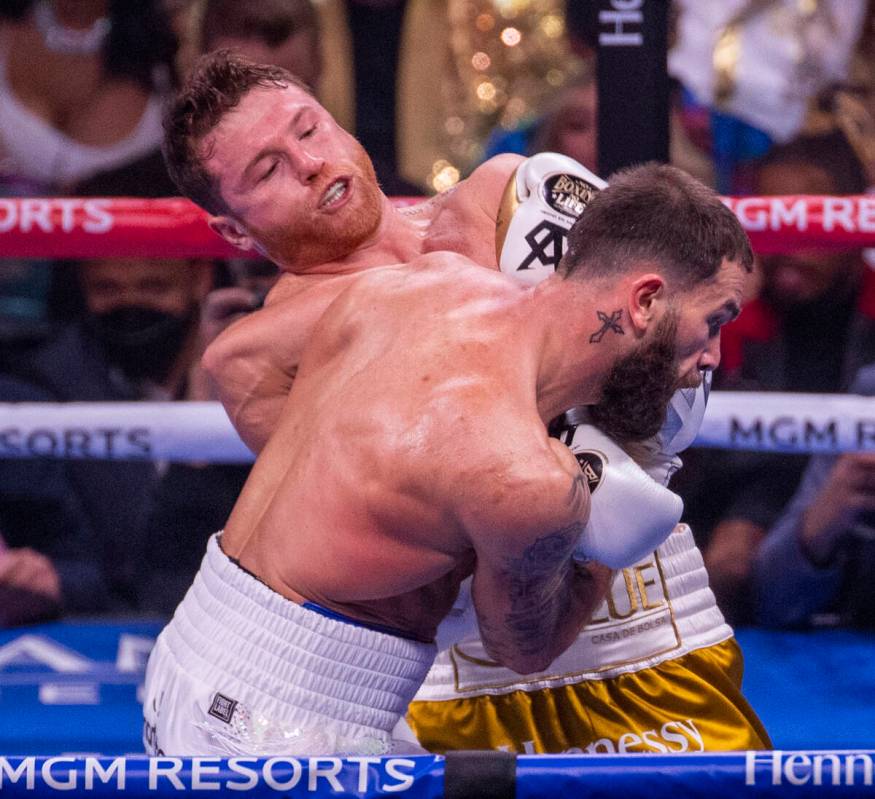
[0,254,212,625]
[138,257,280,616]
[75,257,211,401]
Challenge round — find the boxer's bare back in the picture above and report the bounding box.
[220,253,602,669]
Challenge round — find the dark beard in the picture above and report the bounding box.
[587,312,680,443]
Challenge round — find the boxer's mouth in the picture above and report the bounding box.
[319,177,351,211]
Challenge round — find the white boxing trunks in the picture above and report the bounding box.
[143,534,436,756]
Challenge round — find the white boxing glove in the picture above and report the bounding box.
[562,423,683,569]
[495,152,607,285]
[632,370,712,487]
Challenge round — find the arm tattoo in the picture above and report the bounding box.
[481,474,588,661]
[484,523,584,660]
[589,309,624,343]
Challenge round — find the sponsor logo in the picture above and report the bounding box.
[142,719,163,757]
[0,756,418,793]
[745,751,874,787]
[574,450,605,495]
[0,426,151,460]
[516,220,567,272]
[207,693,237,724]
[727,195,875,233]
[728,416,875,452]
[505,718,704,755]
[589,614,668,644]
[0,198,113,234]
[542,174,599,218]
[598,0,644,47]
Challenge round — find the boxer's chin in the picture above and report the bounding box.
[265,191,383,267]
[587,312,680,444]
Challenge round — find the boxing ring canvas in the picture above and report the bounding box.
[0,619,872,754]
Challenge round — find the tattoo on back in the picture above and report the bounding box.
[589,309,624,343]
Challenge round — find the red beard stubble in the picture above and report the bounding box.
[257,141,384,268]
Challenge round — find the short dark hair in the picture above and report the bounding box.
[201,0,317,52]
[162,49,311,214]
[559,163,753,288]
[753,130,867,195]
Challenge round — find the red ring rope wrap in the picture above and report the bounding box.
[0,195,874,259]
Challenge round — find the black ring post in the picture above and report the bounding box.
[444,750,517,799]
[595,0,671,176]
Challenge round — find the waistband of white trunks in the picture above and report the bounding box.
[416,524,732,699]
[163,533,436,743]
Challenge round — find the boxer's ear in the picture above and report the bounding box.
[627,273,666,334]
[208,215,258,253]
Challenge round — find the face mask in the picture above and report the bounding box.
[87,305,196,383]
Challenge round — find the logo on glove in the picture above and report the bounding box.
[543,174,599,218]
[574,450,605,495]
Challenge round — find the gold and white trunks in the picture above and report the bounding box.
[415,523,732,699]
[143,534,436,756]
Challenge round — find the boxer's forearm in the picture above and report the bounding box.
[474,551,603,674]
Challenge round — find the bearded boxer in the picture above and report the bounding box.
[148,50,768,755]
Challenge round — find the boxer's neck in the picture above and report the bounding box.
[532,279,625,424]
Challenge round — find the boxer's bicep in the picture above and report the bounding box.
[204,307,303,453]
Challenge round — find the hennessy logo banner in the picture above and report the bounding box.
[1,752,874,796]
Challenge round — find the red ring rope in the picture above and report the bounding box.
[0,195,873,259]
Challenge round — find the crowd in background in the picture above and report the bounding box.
[1,0,875,632]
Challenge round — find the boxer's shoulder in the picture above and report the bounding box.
[423,154,524,267]
[451,154,524,227]
[464,153,526,205]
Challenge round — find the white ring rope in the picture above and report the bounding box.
[0,392,873,462]
[0,401,253,463]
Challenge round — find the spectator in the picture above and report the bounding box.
[753,362,875,629]
[669,0,868,192]
[483,68,597,172]
[0,254,213,625]
[200,0,320,89]
[674,130,875,624]
[0,0,178,340]
[139,258,278,615]
[0,0,177,194]
[482,65,717,189]
[0,374,68,626]
[75,257,211,400]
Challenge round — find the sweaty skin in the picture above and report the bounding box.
[203,153,522,452]
[220,254,610,672]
